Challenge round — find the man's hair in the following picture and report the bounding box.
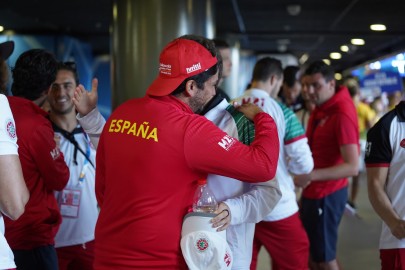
[57,61,80,85]
[0,60,8,94]
[304,60,335,82]
[171,35,222,96]
[212,39,230,50]
[283,65,301,87]
[11,49,58,100]
[343,77,360,98]
[252,57,283,82]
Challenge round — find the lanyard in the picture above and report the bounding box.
[52,122,95,169]
[78,133,92,184]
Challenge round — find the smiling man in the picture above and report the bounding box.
[48,62,98,270]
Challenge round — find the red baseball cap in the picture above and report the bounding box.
[147,38,218,96]
[0,41,14,61]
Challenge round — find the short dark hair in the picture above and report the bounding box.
[343,77,359,98]
[304,60,335,82]
[11,49,58,100]
[0,60,8,94]
[171,35,221,96]
[283,66,301,87]
[212,39,230,50]
[58,61,79,85]
[252,57,283,82]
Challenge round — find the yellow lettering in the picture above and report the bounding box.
[108,119,158,142]
[121,121,131,133]
[127,123,137,135]
[137,122,149,138]
[109,119,117,132]
[115,119,123,132]
[147,128,158,142]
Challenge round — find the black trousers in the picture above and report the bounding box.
[13,245,58,270]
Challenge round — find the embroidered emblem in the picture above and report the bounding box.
[218,135,236,151]
[400,139,405,148]
[6,119,16,140]
[224,250,232,266]
[196,237,209,252]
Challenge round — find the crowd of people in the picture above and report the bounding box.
[0,34,404,270]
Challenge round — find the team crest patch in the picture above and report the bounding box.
[400,139,405,148]
[5,119,16,140]
[195,233,210,252]
[224,250,232,266]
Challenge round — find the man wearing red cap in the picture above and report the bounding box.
[93,35,280,269]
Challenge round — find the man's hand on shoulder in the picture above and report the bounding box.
[234,102,264,121]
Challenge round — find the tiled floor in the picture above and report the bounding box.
[256,172,382,270]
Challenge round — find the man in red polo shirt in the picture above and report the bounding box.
[94,35,280,270]
[295,61,359,270]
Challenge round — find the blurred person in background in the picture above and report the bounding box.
[295,61,359,270]
[387,90,403,111]
[343,77,375,215]
[233,57,313,270]
[212,38,232,101]
[280,65,304,112]
[297,73,316,130]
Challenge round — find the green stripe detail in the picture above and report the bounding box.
[276,101,305,142]
[225,105,255,145]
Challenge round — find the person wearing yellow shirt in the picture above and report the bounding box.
[344,78,376,214]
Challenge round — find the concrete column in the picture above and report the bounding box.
[111,0,214,108]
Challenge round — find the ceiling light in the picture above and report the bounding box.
[330,52,342,59]
[335,73,342,81]
[351,39,365,45]
[286,5,301,16]
[277,44,287,52]
[0,26,3,32]
[323,59,331,65]
[340,45,349,52]
[370,24,386,31]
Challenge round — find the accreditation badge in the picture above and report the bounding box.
[59,186,82,218]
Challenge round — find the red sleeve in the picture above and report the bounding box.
[336,114,359,146]
[30,121,69,191]
[95,132,105,207]
[184,112,279,183]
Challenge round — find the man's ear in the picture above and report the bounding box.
[184,80,196,97]
[269,75,277,86]
[329,79,336,90]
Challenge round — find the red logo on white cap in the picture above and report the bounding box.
[196,237,209,252]
[400,139,405,148]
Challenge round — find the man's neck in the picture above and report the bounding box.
[250,81,271,96]
[49,110,78,132]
